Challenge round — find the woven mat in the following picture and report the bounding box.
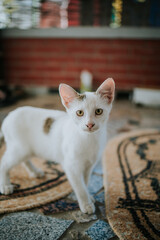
[103,129,160,240]
[0,145,72,214]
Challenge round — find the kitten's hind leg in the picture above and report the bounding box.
[0,148,22,195]
[23,160,45,178]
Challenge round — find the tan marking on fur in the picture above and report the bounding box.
[43,118,54,134]
[78,94,86,100]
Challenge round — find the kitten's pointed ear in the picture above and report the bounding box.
[96,78,115,104]
[59,84,78,108]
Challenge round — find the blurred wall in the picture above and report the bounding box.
[2,38,160,89]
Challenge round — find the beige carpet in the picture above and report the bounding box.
[0,145,72,214]
[103,129,160,240]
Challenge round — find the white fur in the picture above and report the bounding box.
[0,79,114,214]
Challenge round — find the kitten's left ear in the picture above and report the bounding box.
[96,78,115,104]
[59,83,78,108]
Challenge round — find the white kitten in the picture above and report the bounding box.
[0,78,115,214]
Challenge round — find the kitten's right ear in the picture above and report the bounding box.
[96,78,115,104]
[59,84,78,108]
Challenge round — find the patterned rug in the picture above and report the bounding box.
[103,129,160,240]
[0,145,72,214]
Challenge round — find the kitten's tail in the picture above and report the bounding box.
[0,130,4,148]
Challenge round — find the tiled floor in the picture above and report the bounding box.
[0,94,159,240]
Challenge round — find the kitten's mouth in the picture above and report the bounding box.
[84,127,98,133]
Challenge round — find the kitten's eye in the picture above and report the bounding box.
[76,110,84,117]
[95,108,103,115]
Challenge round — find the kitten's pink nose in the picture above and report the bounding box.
[86,123,95,130]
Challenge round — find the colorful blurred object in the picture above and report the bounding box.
[0,0,160,29]
[80,70,93,93]
[110,0,123,28]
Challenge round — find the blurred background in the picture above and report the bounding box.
[0,0,160,107]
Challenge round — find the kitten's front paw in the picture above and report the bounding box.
[0,184,14,195]
[80,202,95,214]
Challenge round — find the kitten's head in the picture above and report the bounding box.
[59,78,115,133]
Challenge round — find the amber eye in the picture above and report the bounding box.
[76,110,84,117]
[95,108,103,115]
